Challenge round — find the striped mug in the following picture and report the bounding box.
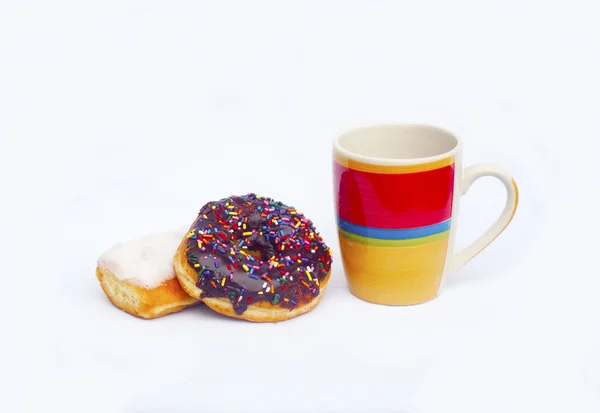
[333,124,518,305]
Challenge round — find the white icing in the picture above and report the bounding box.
[97,227,188,288]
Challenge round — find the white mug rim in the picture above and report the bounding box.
[333,123,461,166]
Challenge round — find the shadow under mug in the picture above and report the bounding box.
[332,124,519,305]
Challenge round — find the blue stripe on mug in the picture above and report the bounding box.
[337,217,451,240]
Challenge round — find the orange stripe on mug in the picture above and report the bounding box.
[333,152,454,174]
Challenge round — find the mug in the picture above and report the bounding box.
[332,124,518,305]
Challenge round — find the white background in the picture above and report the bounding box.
[1,1,599,412]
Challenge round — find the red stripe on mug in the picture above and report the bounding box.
[333,161,455,229]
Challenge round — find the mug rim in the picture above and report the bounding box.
[333,123,461,166]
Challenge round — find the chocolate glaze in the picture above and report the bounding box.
[185,194,333,315]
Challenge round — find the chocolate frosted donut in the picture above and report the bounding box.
[173,193,333,322]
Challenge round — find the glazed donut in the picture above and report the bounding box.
[173,193,333,322]
[96,228,199,319]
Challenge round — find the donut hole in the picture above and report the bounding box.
[245,249,263,261]
[245,234,277,262]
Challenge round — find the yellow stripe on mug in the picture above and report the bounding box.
[338,231,450,305]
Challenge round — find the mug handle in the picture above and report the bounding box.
[451,163,519,272]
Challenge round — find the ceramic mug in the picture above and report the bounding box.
[333,124,518,305]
